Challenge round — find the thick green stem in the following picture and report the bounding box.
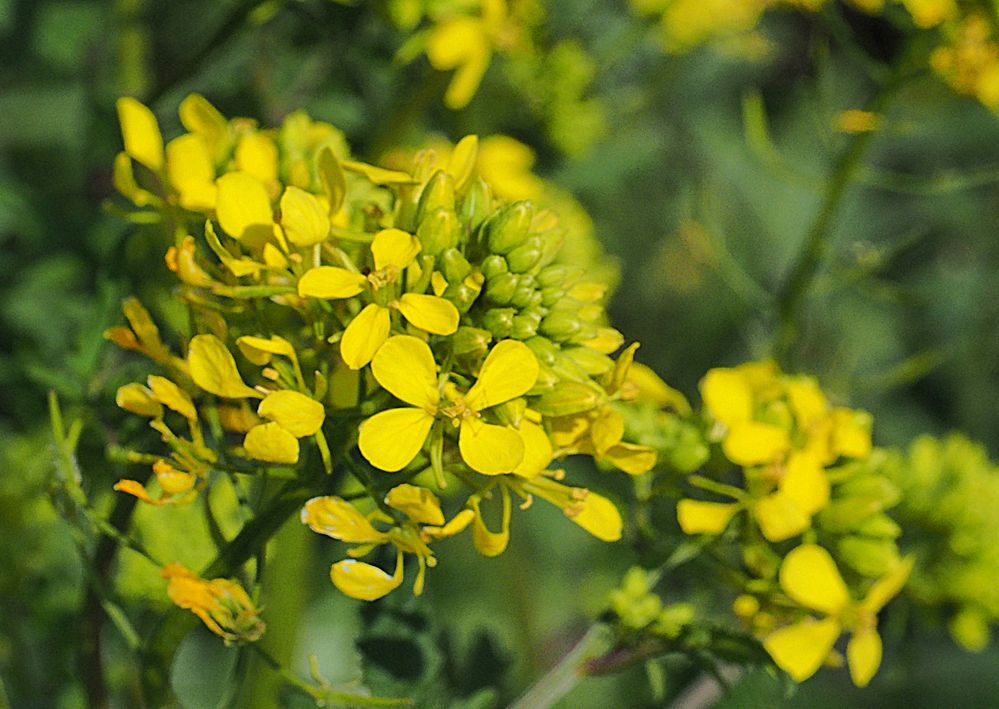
[507,626,614,709]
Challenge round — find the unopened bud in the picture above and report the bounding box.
[482,308,516,338]
[416,207,460,255]
[451,326,492,357]
[440,247,472,283]
[534,381,603,417]
[484,272,519,305]
[480,254,508,280]
[486,201,534,254]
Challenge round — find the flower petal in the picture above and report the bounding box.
[779,544,850,614]
[470,494,510,557]
[396,293,459,335]
[384,484,445,525]
[236,334,296,365]
[147,375,198,421]
[700,367,753,426]
[301,496,387,543]
[188,334,260,399]
[677,500,740,535]
[297,266,366,299]
[358,407,435,472]
[116,97,163,170]
[330,556,403,601]
[166,134,216,211]
[602,442,658,475]
[723,421,790,466]
[258,390,325,437]
[861,556,914,613]
[465,340,539,411]
[370,335,440,409]
[779,452,829,516]
[215,171,273,243]
[847,628,882,688]
[116,383,164,418]
[371,228,420,271]
[513,420,552,478]
[341,304,391,370]
[280,186,329,246]
[243,422,299,464]
[763,618,842,683]
[569,491,623,542]
[753,492,810,543]
[459,418,524,475]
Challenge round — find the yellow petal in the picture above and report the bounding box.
[116,96,163,170]
[723,421,790,466]
[568,491,623,542]
[112,151,156,206]
[423,508,476,539]
[590,408,624,455]
[340,159,417,185]
[626,362,691,413]
[427,19,490,109]
[178,93,228,156]
[301,496,387,543]
[215,171,273,242]
[243,422,299,464]
[258,390,325,437]
[396,293,459,335]
[297,266,366,299]
[513,420,552,478]
[236,335,296,366]
[754,493,810,542]
[188,334,260,398]
[235,132,278,186]
[459,418,524,475]
[602,442,658,475]
[446,134,478,192]
[786,376,828,428]
[847,628,882,687]
[371,228,421,271]
[779,544,850,614]
[317,147,346,215]
[384,484,445,525]
[116,383,164,418]
[280,186,329,246]
[465,340,539,411]
[471,494,510,557]
[779,451,829,516]
[154,460,196,495]
[763,618,842,683]
[370,335,440,409]
[677,500,740,535]
[166,134,216,210]
[330,555,403,601]
[147,375,198,421]
[341,304,391,370]
[113,479,159,505]
[358,407,435,472]
[831,408,873,459]
[861,556,914,613]
[700,367,752,426]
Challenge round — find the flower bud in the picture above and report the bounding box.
[510,280,539,309]
[458,177,492,234]
[540,311,583,340]
[415,170,455,224]
[484,272,519,305]
[486,201,534,254]
[451,326,492,357]
[440,247,472,283]
[537,264,583,289]
[506,237,544,273]
[837,536,901,577]
[511,313,541,339]
[524,335,559,365]
[534,381,603,416]
[480,254,508,280]
[443,276,483,313]
[482,307,516,338]
[416,207,460,255]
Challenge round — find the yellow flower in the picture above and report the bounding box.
[298,228,459,369]
[161,563,265,644]
[358,335,538,474]
[113,459,199,506]
[763,544,913,687]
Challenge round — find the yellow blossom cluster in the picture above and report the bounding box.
[107,94,663,614]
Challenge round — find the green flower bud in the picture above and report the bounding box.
[484,272,519,305]
[458,177,493,235]
[511,313,540,339]
[524,336,559,366]
[535,229,566,270]
[531,362,560,392]
[451,326,492,357]
[537,264,583,289]
[440,247,472,283]
[838,475,901,508]
[415,170,455,225]
[540,286,567,307]
[486,201,534,255]
[533,381,603,417]
[482,308,516,338]
[540,311,582,340]
[506,237,544,273]
[443,273,484,313]
[561,346,614,376]
[818,497,883,533]
[480,254,508,280]
[855,513,902,539]
[416,207,460,255]
[837,536,901,578]
[510,280,538,309]
[742,544,780,580]
[492,397,526,428]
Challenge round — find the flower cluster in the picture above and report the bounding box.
[108,94,661,612]
[889,433,999,651]
[612,360,911,687]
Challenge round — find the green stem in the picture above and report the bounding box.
[507,626,614,709]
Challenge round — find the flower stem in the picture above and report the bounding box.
[507,625,614,709]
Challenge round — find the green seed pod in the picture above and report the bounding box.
[509,280,537,309]
[486,201,534,255]
[480,254,508,280]
[451,326,492,357]
[533,381,603,417]
[537,264,583,289]
[415,170,455,225]
[440,247,472,283]
[524,336,559,365]
[506,237,543,273]
[540,311,582,340]
[510,314,540,339]
[837,536,901,578]
[484,272,519,305]
[482,307,516,338]
[416,207,460,256]
[458,177,493,235]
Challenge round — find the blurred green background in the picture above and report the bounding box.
[5,0,999,706]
